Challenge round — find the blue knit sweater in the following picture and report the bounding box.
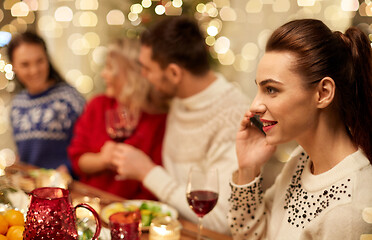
[10,82,85,172]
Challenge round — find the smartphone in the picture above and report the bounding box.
[249,115,265,135]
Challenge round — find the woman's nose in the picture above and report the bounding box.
[249,94,266,116]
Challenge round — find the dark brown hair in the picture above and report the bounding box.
[7,31,65,87]
[141,16,210,76]
[266,19,372,163]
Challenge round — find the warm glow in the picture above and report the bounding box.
[84,32,100,49]
[206,2,218,17]
[0,10,4,22]
[241,42,259,60]
[257,29,272,50]
[220,7,237,21]
[155,5,166,15]
[92,46,107,65]
[74,11,98,27]
[76,75,94,93]
[38,0,49,11]
[273,0,291,12]
[0,148,16,166]
[0,75,8,89]
[246,0,263,13]
[341,0,359,11]
[11,2,30,17]
[76,0,99,10]
[142,0,152,8]
[205,36,216,46]
[196,3,206,13]
[55,6,73,22]
[362,207,372,223]
[131,3,143,14]
[5,71,14,80]
[65,69,83,86]
[11,18,27,33]
[128,12,139,22]
[207,26,218,36]
[23,0,38,11]
[297,0,315,7]
[218,49,235,65]
[214,36,230,54]
[107,10,125,25]
[172,0,183,8]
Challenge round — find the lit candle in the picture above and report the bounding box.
[149,216,181,240]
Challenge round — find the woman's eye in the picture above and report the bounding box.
[266,87,277,94]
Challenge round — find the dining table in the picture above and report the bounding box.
[3,163,233,240]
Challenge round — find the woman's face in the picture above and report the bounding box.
[101,55,125,99]
[250,51,319,145]
[12,43,50,94]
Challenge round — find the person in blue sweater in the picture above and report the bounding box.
[7,31,85,177]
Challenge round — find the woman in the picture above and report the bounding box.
[68,38,169,200]
[7,32,85,175]
[228,19,372,239]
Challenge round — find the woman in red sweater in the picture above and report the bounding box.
[68,38,169,200]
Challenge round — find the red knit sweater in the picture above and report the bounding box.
[68,95,166,200]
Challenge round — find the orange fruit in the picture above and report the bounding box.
[3,210,24,227]
[0,215,8,235]
[0,234,7,240]
[6,226,24,240]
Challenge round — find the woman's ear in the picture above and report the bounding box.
[316,77,336,109]
[165,63,183,85]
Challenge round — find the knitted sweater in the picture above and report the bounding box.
[68,95,167,200]
[228,146,372,240]
[143,74,250,235]
[10,82,85,172]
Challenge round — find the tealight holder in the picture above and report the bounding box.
[149,216,181,240]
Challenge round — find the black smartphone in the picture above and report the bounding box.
[249,115,265,135]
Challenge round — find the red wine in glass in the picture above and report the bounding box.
[186,167,219,240]
[105,107,138,142]
[187,190,218,218]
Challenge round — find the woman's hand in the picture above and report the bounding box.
[99,141,117,171]
[112,144,155,181]
[235,111,276,184]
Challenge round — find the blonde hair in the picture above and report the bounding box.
[107,38,150,113]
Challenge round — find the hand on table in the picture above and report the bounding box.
[112,143,156,182]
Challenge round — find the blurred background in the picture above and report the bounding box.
[0,0,370,187]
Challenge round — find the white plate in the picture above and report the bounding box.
[101,200,178,230]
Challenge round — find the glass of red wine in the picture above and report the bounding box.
[186,167,219,240]
[105,107,139,142]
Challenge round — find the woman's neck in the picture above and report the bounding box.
[298,113,357,175]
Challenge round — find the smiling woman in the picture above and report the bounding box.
[6,31,85,177]
[228,19,372,240]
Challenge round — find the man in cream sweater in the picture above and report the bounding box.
[112,16,249,235]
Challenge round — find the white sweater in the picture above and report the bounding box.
[228,146,372,240]
[143,74,250,235]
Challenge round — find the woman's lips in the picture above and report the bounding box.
[261,119,278,133]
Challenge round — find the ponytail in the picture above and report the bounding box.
[339,28,372,163]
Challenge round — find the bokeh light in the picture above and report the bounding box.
[11,2,29,17]
[107,9,125,25]
[55,6,74,22]
[214,36,230,54]
[155,5,166,15]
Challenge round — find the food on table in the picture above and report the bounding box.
[102,201,173,228]
[0,209,25,240]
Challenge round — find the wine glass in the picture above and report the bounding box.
[105,107,139,142]
[186,167,219,240]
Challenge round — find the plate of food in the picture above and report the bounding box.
[101,200,178,230]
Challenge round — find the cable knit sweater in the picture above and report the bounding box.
[228,146,372,240]
[143,74,250,235]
